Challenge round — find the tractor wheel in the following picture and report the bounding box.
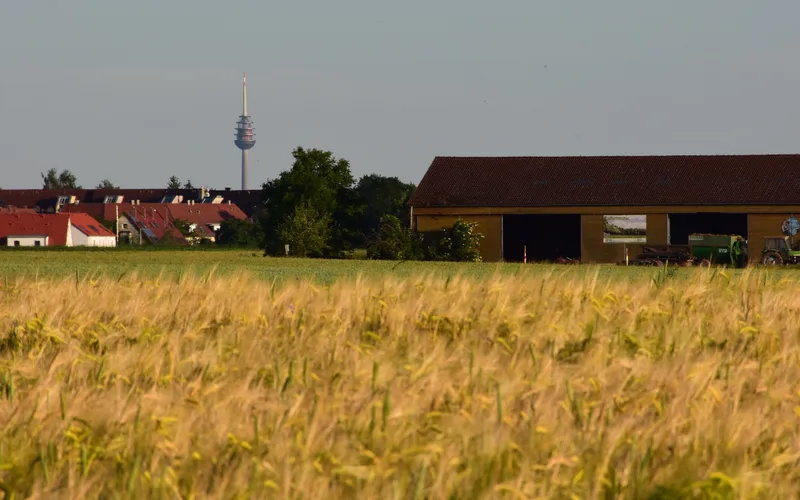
[761,251,784,266]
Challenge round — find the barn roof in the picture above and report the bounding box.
[408,155,800,207]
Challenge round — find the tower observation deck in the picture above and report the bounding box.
[234,72,256,190]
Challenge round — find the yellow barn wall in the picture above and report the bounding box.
[580,214,668,263]
[415,215,503,262]
[413,207,800,264]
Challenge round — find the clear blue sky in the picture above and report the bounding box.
[2,1,799,189]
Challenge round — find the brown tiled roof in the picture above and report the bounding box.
[408,155,800,207]
[0,188,203,210]
[208,190,262,217]
[0,188,262,216]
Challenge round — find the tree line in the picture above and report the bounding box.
[38,147,483,262]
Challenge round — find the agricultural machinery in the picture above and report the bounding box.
[624,233,748,268]
[760,217,800,266]
[760,236,800,265]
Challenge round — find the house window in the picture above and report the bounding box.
[123,223,129,229]
[13,241,20,247]
[34,241,41,247]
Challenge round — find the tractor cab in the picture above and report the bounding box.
[761,236,800,265]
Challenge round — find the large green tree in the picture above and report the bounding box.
[354,174,416,245]
[41,169,80,189]
[261,146,354,256]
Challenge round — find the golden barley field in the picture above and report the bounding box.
[1,267,799,499]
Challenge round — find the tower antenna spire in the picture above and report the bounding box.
[234,72,256,190]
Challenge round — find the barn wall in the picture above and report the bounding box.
[415,215,503,262]
[414,207,800,264]
[580,214,668,263]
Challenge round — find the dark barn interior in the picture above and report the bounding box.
[668,213,748,245]
[503,214,581,262]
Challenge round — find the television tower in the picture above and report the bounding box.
[234,72,256,190]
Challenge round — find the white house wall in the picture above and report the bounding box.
[69,225,117,247]
[70,225,89,246]
[6,236,48,247]
[87,236,116,247]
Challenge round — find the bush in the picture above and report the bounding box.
[364,217,483,262]
[216,219,264,248]
[421,219,483,262]
[276,203,332,257]
[366,215,422,260]
[448,219,483,262]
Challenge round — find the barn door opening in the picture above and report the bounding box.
[502,214,581,262]
[667,213,748,245]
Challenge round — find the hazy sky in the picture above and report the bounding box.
[2,1,800,189]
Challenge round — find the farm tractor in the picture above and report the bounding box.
[625,233,748,268]
[760,237,800,265]
[760,217,800,266]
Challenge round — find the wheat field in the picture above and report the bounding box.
[0,267,798,499]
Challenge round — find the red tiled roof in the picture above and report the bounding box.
[60,204,108,220]
[408,155,800,207]
[0,207,37,214]
[121,206,186,244]
[160,203,248,225]
[61,202,246,224]
[62,203,241,243]
[0,213,71,246]
[68,213,114,237]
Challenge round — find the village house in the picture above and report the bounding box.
[0,212,115,247]
[0,187,263,218]
[61,200,248,245]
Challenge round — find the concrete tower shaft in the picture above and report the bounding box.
[234,72,256,190]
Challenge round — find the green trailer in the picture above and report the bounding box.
[624,233,747,267]
[687,233,748,268]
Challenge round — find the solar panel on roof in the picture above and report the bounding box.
[142,228,156,239]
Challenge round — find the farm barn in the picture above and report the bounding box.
[408,155,800,264]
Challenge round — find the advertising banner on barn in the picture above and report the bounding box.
[603,215,646,243]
